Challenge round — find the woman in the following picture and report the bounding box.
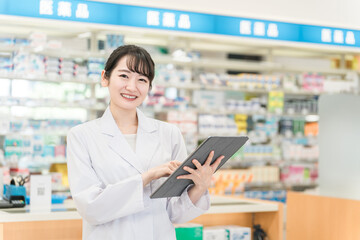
[67,45,224,240]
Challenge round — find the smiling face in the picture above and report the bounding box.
[101,55,151,111]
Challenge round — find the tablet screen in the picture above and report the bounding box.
[150,136,249,198]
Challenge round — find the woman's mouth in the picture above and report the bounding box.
[121,93,138,100]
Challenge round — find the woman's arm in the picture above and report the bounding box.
[67,127,145,226]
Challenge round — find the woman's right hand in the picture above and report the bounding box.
[142,160,182,187]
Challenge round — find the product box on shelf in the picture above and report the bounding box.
[301,73,324,93]
[226,74,281,90]
[203,226,251,240]
[304,122,319,136]
[0,56,12,74]
[12,52,45,77]
[157,66,192,84]
[198,114,238,136]
[203,227,228,240]
[199,73,227,86]
[280,164,318,185]
[210,167,280,195]
[244,189,287,203]
[175,223,203,240]
[267,91,284,114]
[210,169,251,195]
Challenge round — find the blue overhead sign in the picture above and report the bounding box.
[0,0,359,48]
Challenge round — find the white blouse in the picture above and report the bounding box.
[123,134,137,152]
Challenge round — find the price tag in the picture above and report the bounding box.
[30,175,52,211]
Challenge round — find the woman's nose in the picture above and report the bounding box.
[125,78,136,91]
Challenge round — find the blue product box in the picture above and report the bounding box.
[4,184,26,201]
[42,145,55,157]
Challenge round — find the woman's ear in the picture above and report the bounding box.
[101,70,109,87]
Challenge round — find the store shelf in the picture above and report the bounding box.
[0,199,80,222]
[244,182,318,190]
[0,45,105,59]
[154,55,357,75]
[155,81,324,96]
[282,159,319,163]
[154,81,202,90]
[0,73,98,85]
[148,104,319,119]
[206,195,279,214]
[0,131,68,136]
[2,44,355,77]
[0,98,106,110]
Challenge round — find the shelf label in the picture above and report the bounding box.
[0,0,359,48]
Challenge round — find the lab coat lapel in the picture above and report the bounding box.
[100,107,144,174]
[136,108,159,171]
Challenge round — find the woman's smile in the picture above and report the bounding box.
[120,93,138,101]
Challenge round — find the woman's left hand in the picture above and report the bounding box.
[177,150,224,194]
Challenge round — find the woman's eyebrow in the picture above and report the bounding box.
[117,69,132,73]
[117,68,148,78]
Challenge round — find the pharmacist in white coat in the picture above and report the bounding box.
[67,45,224,240]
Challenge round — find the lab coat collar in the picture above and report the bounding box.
[100,107,156,136]
[100,106,159,174]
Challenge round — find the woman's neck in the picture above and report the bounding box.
[109,103,138,134]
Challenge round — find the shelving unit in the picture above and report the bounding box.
[0,99,105,110]
[155,80,324,96]
[154,54,359,76]
[0,9,359,197]
[0,195,283,240]
[0,73,98,85]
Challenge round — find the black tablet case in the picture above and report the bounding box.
[150,136,249,198]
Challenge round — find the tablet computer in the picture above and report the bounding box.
[150,136,249,199]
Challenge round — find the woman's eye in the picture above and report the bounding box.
[139,78,148,83]
[119,74,128,78]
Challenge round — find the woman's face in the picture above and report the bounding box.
[101,55,150,111]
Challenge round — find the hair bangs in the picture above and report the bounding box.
[126,53,153,81]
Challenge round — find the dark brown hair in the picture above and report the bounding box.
[104,45,155,88]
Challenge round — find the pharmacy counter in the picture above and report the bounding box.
[191,196,283,240]
[0,200,82,240]
[286,191,360,240]
[0,196,282,240]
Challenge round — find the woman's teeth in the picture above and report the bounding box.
[121,94,137,99]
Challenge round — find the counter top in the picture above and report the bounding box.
[0,200,81,222]
[0,196,278,223]
[208,195,278,214]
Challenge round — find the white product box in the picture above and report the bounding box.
[203,227,227,240]
[224,225,251,240]
[204,225,251,240]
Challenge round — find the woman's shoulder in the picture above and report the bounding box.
[150,118,177,130]
[149,118,182,138]
[67,118,101,137]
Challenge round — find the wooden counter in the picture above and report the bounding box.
[191,196,283,240]
[0,200,81,240]
[286,191,360,240]
[0,196,283,240]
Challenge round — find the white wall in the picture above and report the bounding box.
[93,0,360,30]
[319,94,360,200]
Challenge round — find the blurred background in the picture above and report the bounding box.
[0,1,360,239]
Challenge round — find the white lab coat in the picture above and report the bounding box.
[67,107,210,240]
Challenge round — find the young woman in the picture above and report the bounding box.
[67,45,224,240]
